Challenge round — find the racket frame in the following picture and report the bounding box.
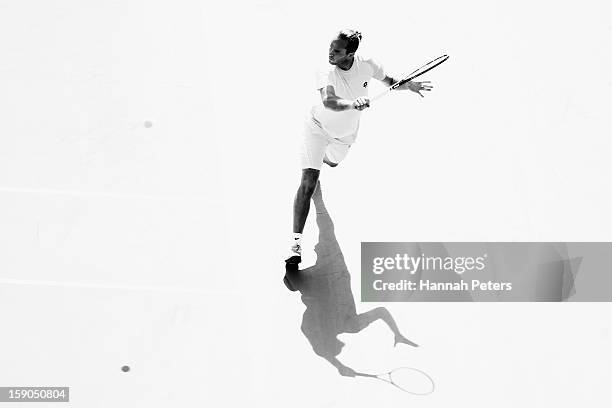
[371,54,449,102]
[355,366,435,395]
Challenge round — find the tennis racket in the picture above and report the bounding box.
[371,54,449,102]
[355,366,435,395]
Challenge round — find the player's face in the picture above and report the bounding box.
[328,38,351,65]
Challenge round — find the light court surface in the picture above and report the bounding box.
[1,0,612,407]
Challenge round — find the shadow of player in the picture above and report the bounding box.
[284,182,418,377]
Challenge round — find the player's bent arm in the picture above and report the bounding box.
[319,86,354,111]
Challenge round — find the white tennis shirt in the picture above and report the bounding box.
[311,54,385,143]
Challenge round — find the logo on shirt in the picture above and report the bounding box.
[363,81,368,88]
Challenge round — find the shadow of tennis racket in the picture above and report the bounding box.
[355,366,435,395]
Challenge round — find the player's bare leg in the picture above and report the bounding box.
[287,168,320,264]
[293,169,320,233]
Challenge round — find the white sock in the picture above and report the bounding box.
[292,233,302,243]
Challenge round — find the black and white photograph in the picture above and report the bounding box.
[1,0,611,406]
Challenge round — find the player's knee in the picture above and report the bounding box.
[299,169,319,197]
[375,306,391,318]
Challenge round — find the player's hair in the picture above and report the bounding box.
[337,29,362,54]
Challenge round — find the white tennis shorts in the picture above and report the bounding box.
[300,117,353,170]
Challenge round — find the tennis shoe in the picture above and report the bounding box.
[285,241,302,265]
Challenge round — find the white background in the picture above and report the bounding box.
[1,0,611,406]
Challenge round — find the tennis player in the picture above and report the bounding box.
[287,29,433,264]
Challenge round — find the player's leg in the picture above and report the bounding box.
[287,169,320,264]
[288,120,328,264]
[293,168,320,234]
[345,307,418,347]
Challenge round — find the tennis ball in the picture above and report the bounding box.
[121,365,130,372]
[144,121,153,128]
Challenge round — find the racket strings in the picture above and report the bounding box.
[387,367,435,395]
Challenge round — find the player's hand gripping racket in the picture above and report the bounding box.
[371,54,449,102]
[354,366,435,395]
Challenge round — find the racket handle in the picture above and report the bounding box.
[354,372,377,378]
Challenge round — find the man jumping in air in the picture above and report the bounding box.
[287,29,433,264]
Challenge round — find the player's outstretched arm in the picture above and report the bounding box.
[379,75,433,98]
